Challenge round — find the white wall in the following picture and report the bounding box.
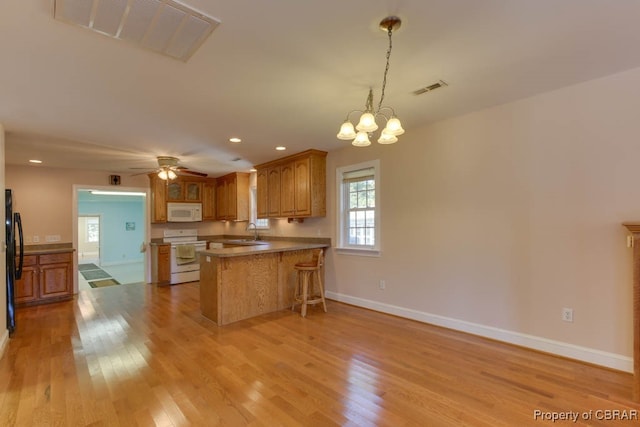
[323,66,640,371]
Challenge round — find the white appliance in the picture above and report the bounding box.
[163,229,207,284]
[167,202,202,222]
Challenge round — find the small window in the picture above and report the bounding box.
[336,160,380,254]
[250,186,269,229]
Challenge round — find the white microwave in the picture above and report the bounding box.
[167,203,202,222]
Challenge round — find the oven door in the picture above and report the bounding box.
[170,242,206,284]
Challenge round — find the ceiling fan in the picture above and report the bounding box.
[132,156,207,180]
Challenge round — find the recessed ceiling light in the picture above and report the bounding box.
[276,146,286,151]
[29,159,42,164]
[229,137,241,143]
[249,168,257,172]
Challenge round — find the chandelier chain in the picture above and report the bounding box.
[376,25,393,113]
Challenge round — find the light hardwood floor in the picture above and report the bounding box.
[0,282,639,426]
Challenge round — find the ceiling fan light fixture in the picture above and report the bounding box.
[158,169,168,180]
[167,170,177,180]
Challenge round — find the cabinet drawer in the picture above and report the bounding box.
[21,255,37,267]
[39,252,73,265]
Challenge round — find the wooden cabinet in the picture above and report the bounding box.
[202,180,216,220]
[16,251,73,307]
[149,175,216,223]
[149,174,168,223]
[256,169,268,218]
[216,172,250,221]
[255,149,326,220]
[167,181,202,202]
[151,244,171,285]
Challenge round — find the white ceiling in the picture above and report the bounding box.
[3,0,640,177]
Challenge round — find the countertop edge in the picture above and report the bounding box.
[200,241,329,258]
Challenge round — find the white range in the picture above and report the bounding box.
[163,229,207,284]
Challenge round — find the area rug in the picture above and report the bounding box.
[88,279,121,288]
[80,269,111,281]
[78,263,100,271]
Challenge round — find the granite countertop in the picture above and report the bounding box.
[201,240,329,258]
[22,246,75,255]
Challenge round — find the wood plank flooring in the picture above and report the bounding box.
[0,282,639,426]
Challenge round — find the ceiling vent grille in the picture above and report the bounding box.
[54,0,221,62]
[412,80,448,96]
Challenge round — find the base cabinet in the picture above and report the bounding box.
[151,244,171,285]
[16,251,73,307]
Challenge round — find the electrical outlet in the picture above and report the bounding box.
[562,307,574,322]
[32,235,40,243]
[379,280,386,290]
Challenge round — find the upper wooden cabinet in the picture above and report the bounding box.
[149,174,216,223]
[216,172,250,221]
[255,149,327,220]
[167,180,202,202]
[149,174,168,223]
[202,180,216,221]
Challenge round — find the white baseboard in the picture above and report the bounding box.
[0,329,8,360]
[325,291,633,373]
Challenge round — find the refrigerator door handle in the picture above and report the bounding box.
[15,212,23,280]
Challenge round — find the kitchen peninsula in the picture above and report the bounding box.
[199,239,329,325]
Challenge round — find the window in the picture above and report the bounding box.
[86,217,99,243]
[336,160,380,254]
[249,186,269,229]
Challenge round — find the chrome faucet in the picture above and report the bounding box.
[246,222,259,241]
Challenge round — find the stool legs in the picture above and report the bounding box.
[292,269,326,317]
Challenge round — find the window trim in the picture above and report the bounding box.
[336,159,381,256]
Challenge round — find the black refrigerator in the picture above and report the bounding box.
[6,189,23,335]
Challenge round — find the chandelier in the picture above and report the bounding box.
[337,16,405,147]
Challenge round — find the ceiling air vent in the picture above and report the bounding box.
[53,0,221,62]
[412,80,448,96]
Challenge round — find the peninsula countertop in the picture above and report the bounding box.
[201,240,329,258]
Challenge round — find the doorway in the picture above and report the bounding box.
[73,185,149,292]
[78,215,100,264]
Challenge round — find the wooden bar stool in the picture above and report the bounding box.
[292,249,327,317]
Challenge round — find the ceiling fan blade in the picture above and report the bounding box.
[180,169,208,177]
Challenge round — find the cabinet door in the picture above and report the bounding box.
[294,158,311,216]
[280,163,295,216]
[158,244,171,284]
[202,181,216,220]
[216,178,228,220]
[149,175,167,223]
[39,262,72,300]
[256,169,268,219]
[267,167,281,217]
[227,175,237,219]
[185,182,202,202]
[167,181,184,201]
[15,265,38,304]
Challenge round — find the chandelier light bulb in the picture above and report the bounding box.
[378,130,398,144]
[356,112,378,132]
[352,131,372,147]
[337,121,357,140]
[384,116,405,136]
